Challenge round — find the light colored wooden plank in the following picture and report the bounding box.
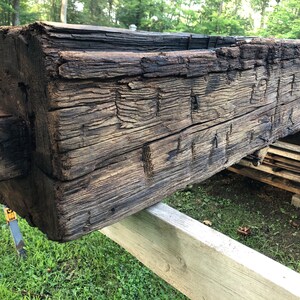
[273,141,300,153]
[228,166,300,194]
[265,154,300,169]
[101,203,300,300]
[263,158,300,174]
[268,147,300,161]
[238,159,300,182]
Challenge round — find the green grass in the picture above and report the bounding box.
[0,212,186,300]
[166,173,300,273]
[1,172,299,299]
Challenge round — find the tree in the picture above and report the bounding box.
[0,0,13,25]
[12,0,20,25]
[60,0,67,23]
[264,0,300,38]
[250,0,270,28]
[194,0,251,35]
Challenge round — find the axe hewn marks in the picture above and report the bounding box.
[0,21,300,241]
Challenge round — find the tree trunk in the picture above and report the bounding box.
[12,0,20,25]
[60,0,68,23]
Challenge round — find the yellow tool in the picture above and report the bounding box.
[3,206,26,258]
[4,207,17,222]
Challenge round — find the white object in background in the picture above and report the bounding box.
[129,24,137,31]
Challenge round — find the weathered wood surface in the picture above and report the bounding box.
[0,111,29,181]
[230,132,300,194]
[101,203,300,300]
[0,22,300,240]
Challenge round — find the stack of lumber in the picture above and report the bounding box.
[1,22,300,241]
[229,132,300,194]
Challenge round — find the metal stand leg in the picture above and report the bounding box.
[3,207,26,258]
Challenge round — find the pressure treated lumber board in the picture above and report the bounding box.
[101,203,300,300]
[1,22,300,240]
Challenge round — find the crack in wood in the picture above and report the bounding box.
[214,133,219,148]
[177,136,182,153]
[142,144,154,178]
[291,74,296,96]
[191,94,199,112]
[191,140,196,160]
[250,83,256,104]
[250,130,254,142]
[156,88,161,117]
[289,108,295,125]
[273,77,282,129]
[276,77,281,103]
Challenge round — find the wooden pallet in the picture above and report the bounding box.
[229,132,300,195]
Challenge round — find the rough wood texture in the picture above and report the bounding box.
[230,132,300,194]
[1,22,300,241]
[101,203,300,300]
[0,111,29,181]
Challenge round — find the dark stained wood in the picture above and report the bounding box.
[0,22,300,241]
[0,111,29,181]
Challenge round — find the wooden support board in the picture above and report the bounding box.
[230,132,300,194]
[101,203,300,300]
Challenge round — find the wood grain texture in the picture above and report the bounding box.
[0,113,29,181]
[0,22,300,240]
[229,166,300,194]
[101,203,300,300]
[230,132,300,195]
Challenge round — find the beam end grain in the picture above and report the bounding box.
[0,113,29,181]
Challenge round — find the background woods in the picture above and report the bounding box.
[0,0,299,40]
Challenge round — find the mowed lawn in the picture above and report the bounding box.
[0,210,185,300]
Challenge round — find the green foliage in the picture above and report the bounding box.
[250,0,270,27]
[263,0,300,38]
[19,0,41,24]
[0,1,299,51]
[0,0,253,36]
[1,174,299,298]
[0,0,15,25]
[67,0,115,26]
[196,12,251,35]
[165,176,300,273]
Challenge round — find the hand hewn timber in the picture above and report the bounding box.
[0,22,300,241]
[0,111,29,181]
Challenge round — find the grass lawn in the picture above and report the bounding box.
[0,171,299,299]
[0,213,185,299]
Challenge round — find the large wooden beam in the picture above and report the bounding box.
[101,203,300,300]
[0,111,29,182]
[1,22,300,240]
